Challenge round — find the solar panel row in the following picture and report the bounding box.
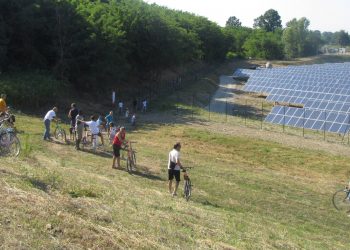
[241,62,350,134]
[265,106,350,134]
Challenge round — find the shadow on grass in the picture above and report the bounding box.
[81,148,113,158]
[129,167,164,181]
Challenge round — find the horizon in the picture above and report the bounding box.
[145,0,350,33]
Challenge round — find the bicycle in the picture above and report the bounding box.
[54,120,67,143]
[0,116,21,157]
[81,132,98,151]
[182,167,193,201]
[123,141,137,172]
[332,185,350,213]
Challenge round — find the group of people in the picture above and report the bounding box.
[42,102,184,197]
[43,103,131,169]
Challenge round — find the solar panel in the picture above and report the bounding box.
[242,62,350,134]
[265,106,350,134]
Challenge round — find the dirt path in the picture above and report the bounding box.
[206,75,237,113]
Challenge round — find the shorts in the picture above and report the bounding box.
[113,144,121,157]
[168,169,180,182]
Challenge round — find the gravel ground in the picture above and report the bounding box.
[206,75,237,113]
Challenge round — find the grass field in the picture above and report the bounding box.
[2,55,350,249]
[1,110,350,249]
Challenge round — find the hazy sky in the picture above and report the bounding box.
[144,0,349,32]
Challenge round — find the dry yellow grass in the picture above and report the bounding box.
[1,111,350,249]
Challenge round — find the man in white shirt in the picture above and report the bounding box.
[118,101,123,115]
[168,142,183,197]
[43,107,58,140]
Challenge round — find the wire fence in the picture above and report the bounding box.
[173,95,350,145]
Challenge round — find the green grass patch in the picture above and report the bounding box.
[1,113,350,249]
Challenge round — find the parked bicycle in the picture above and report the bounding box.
[333,185,350,213]
[54,120,67,143]
[122,141,137,172]
[182,167,193,201]
[0,115,20,157]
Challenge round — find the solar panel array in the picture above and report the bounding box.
[241,62,350,134]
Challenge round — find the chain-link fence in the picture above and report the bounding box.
[173,95,350,145]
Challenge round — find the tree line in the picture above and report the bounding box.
[0,1,349,98]
[225,10,350,59]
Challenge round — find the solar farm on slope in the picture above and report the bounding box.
[236,63,350,134]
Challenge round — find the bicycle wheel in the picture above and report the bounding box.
[56,129,67,143]
[0,132,20,157]
[131,151,136,168]
[81,137,87,150]
[126,157,132,172]
[184,179,192,201]
[333,189,350,212]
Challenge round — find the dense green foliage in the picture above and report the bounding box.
[282,18,323,58]
[322,30,350,46]
[0,1,348,107]
[0,72,64,107]
[225,16,241,28]
[0,0,226,91]
[253,9,282,32]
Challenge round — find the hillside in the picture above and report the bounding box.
[1,108,350,249]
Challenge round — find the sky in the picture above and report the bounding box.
[144,0,349,32]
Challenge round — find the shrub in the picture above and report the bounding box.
[0,72,65,108]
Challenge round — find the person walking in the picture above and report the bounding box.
[112,127,126,169]
[68,103,79,140]
[43,107,58,140]
[142,99,147,113]
[75,110,84,150]
[168,142,183,197]
[105,111,114,134]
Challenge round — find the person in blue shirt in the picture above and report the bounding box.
[105,111,114,134]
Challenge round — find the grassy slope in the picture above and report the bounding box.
[2,55,350,249]
[1,112,350,249]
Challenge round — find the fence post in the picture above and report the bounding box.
[324,111,327,141]
[191,94,194,120]
[303,109,305,138]
[225,98,228,122]
[261,101,263,129]
[244,99,247,126]
[208,94,211,121]
[283,106,285,133]
[176,94,179,115]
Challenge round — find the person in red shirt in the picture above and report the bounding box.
[112,127,126,169]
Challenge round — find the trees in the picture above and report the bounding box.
[334,30,350,47]
[226,16,241,28]
[0,0,338,98]
[253,9,282,32]
[322,32,334,45]
[282,17,310,58]
[304,30,323,56]
[243,29,283,59]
